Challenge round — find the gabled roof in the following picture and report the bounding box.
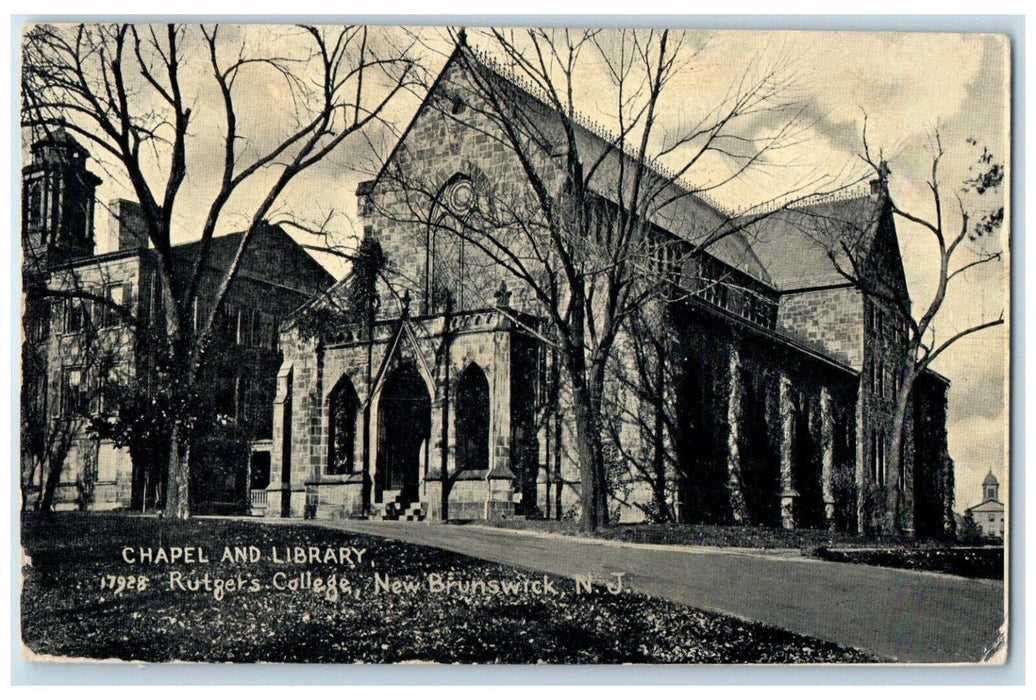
[371,44,772,284]
[172,231,248,268]
[282,270,355,327]
[739,193,886,291]
[566,120,773,283]
[172,223,334,297]
[477,50,778,283]
[465,47,908,291]
[967,498,1004,512]
[371,42,903,299]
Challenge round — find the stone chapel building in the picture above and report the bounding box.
[261,42,955,535]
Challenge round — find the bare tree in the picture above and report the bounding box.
[372,28,844,530]
[21,23,419,518]
[600,299,679,522]
[832,127,1005,532]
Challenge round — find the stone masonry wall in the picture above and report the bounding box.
[362,56,559,321]
[271,325,320,517]
[274,309,540,521]
[777,286,864,370]
[42,253,144,509]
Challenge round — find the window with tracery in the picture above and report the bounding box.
[327,376,360,475]
[427,175,479,312]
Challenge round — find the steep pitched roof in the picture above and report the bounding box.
[371,43,903,297]
[282,269,355,327]
[565,120,773,283]
[739,193,886,291]
[172,231,247,268]
[373,45,772,284]
[172,223,334,297]
[478,51,776,283]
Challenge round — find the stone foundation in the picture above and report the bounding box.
[90,481,130,510]
[311,479,366,520]
[446,478,490,520]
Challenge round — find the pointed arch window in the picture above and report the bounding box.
[426,175,482,313]
[455,363,490,472]
[327,375,360,475]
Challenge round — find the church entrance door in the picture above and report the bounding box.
[376,364,430,505]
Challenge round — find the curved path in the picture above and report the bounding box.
[278,518,1005,663]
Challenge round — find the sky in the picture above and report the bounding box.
[36,25,1009,514]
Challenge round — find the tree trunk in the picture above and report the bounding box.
[164,424,191,519]
[39,425,75,515]
[160,265,191,519]
[39,453,63,515]
[569,376,605,531]
[588,360,611,530]
[21,461,38,512]
[559,286,609,532]
[886,374,915,533]
[363,320,375,516]
[651,401,669,522]
[651,341,671,522]
[562,345,607,530]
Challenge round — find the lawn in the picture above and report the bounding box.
[476,520,1001,579]
[21,513,878,664]
[480,518,935,549]
[811,546,1003,580]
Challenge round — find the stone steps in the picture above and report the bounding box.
[373,491,427,521]
[400,502,427,521]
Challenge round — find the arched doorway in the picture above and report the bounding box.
[377,364,430,504]
[455,363,490,473]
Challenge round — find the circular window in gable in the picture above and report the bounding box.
[443,177,476,217]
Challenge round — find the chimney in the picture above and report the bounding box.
[108,199,148,251]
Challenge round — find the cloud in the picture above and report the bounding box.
[945,348,1007,420]
[797,33,988,150]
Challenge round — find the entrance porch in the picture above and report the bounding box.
[263,306,540,522]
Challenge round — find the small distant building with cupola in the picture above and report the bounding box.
[965,471,1005,540]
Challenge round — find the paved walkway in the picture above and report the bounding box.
[271,518,1005,663]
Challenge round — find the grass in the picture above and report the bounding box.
[477,519,1001,580]
[812,546,1004,580]
[478,518,942,550]
[21,513,878,664]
